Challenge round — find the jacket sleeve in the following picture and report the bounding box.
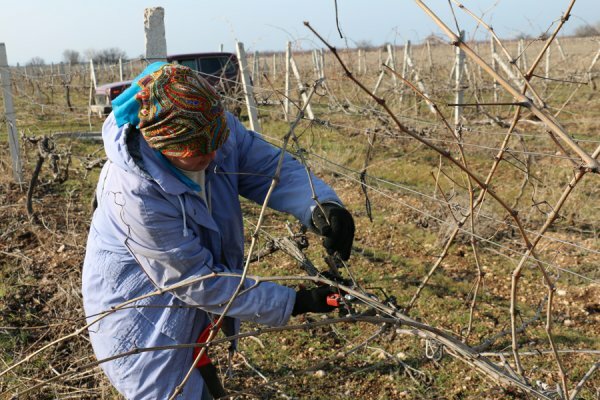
[227,114,342,227]
[109,182,296,327]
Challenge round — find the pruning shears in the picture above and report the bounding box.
[284,223,396,313]
[320,254,388,314]
[326,292,344,307]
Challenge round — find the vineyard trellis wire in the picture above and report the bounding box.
[0,1,599,399]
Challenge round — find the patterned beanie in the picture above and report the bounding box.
[135,63,229,157]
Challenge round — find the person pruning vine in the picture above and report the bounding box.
[82,62,355,399]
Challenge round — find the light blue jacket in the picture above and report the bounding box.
[82,112,340,399]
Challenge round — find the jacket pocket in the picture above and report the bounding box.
[134,292,195,343]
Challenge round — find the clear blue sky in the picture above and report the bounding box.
[1,0,599,65]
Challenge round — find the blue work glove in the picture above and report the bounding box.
[312,203,355,260]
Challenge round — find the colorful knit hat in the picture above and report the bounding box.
[134,63,229,157]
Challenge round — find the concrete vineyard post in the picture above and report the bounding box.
[144,7,167,63]
[388,43,397,88]
[454,31,465,132]
[284,42,291,121]
[0,43,23,184]
[236,42,261,132]
[252,51,260,86]
[289,55,315,120]
[545,46,551,95]
[399,41,410,104]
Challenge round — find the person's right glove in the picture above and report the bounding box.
[311,203,355,260]
[292,285,337,316]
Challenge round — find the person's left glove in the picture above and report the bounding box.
[312,203,355,260]
[292,285,337,316]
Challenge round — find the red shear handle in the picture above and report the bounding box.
[194,320,222,368]
[326,293,342,307]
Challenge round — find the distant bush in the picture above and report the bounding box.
[574,23,600,37]
[514,32,532,40]
[355,40,375,50]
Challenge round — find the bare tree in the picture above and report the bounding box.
[26,57,45,67]
[62,49,82,65]
[86,47,127,64]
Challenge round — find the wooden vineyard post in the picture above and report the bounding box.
[236,42,261,132]
[59,62,74,112]
[0,43,23,184]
